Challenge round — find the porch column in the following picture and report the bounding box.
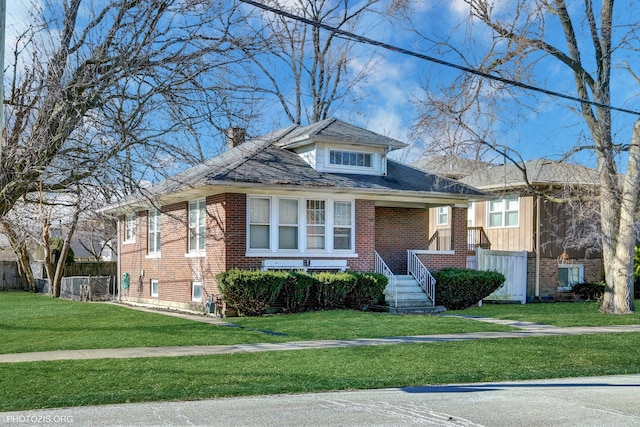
[450,205,469,268]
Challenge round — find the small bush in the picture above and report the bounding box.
[572,282,605,301]
[434,268,505,310]
[344,272,388,310]
[280,271,315,313]
[313,272,356,310]
[217,269,287,316]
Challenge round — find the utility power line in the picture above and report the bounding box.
[240,0,640,117]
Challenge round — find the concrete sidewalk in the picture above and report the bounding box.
[2,311,640,363]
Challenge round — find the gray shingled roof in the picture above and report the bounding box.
[277,118,407,149]
[104,120,487,213]
[412,156,492,179]
[460,159,600,190]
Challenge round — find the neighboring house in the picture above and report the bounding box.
[102,119,489,313]
[415,156,603,301]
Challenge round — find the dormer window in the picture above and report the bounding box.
[329,150,372,168]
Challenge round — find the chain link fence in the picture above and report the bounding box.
[36,276,115,301]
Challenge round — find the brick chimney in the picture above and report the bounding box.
[228,127,246,149]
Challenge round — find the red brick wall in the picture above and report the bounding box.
[416,207,468,272]
[119,201,219,311]
[527,256,603,299]
[350,199,375,272]
[119,195,469,309]
[375,206,428,273]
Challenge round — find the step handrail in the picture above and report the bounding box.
[374,251,398,308]
[407,250,436,306]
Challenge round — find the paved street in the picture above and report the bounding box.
[2,374,639,426]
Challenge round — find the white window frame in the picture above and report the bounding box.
[278,198,299,250]
[248,197,271,251]
[192,281,203,302]
[332,200,353,251]
[124,213,137,243]
[148,209,161,256]
[306,199,326,250]
[558,264,584,291]
[188,199,207,255]
[467,202,475,227]
[150,279,159,298]
[487,195,520,229]
[329,149,373,169]
[436,206,449,226]
[246,195,355,256]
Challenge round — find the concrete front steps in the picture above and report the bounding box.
[385,275,444,314]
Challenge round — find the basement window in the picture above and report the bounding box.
[558,264,584,291]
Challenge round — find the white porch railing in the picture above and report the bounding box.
[374,251,398,308]
[407,250,436,306]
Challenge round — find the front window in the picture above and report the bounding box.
[247,196,354,254]
[249,197,270,250]
[488,196,519,228]
[148,209,161,255]
[124,214,136,242]
[192,281,203,302]
[333,201,352,250]
[306,200,326,250]
[189,199,206,253]
[329,150,372,168]
[278,199,298,250]
[150,279,159,298]
[436,206,448,226]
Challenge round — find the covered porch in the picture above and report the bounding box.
[372,202,471,312]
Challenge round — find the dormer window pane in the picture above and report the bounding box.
[329,150,372,168]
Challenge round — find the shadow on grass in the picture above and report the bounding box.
[401,381,640,394]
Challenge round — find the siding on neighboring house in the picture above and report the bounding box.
[473,195,536,253]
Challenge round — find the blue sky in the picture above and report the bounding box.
[6,0,640,170]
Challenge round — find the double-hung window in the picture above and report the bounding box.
[247,196,353,253]
[278,199,298,250]
[436,206,448,226]
[249,198,270,250]
[188,199,206,253]
[150,279,159,298]
[333,201,353,250]
[192,281,203,302]
[306,200,326,250]
[488,196,519,228]
[124,213,137,243]
[148,209,161,255]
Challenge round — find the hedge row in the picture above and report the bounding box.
[434,268,505,310]
[217,269,388,316]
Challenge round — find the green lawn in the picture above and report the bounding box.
[2,291,640,412]
[1,333,639,412]
[0,292,512,354]
[451,300,640,327]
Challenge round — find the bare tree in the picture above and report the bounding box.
[237,0,391,125]
[411,0,639,314]
[1,0,251,220]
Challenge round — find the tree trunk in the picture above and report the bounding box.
[0,218,37,292]
[600,120,640,314]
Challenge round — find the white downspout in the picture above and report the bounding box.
[116,217,121,302]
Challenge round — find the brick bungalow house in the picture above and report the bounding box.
[102,119,488,313]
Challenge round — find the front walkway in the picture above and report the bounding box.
[2,304,640,363]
